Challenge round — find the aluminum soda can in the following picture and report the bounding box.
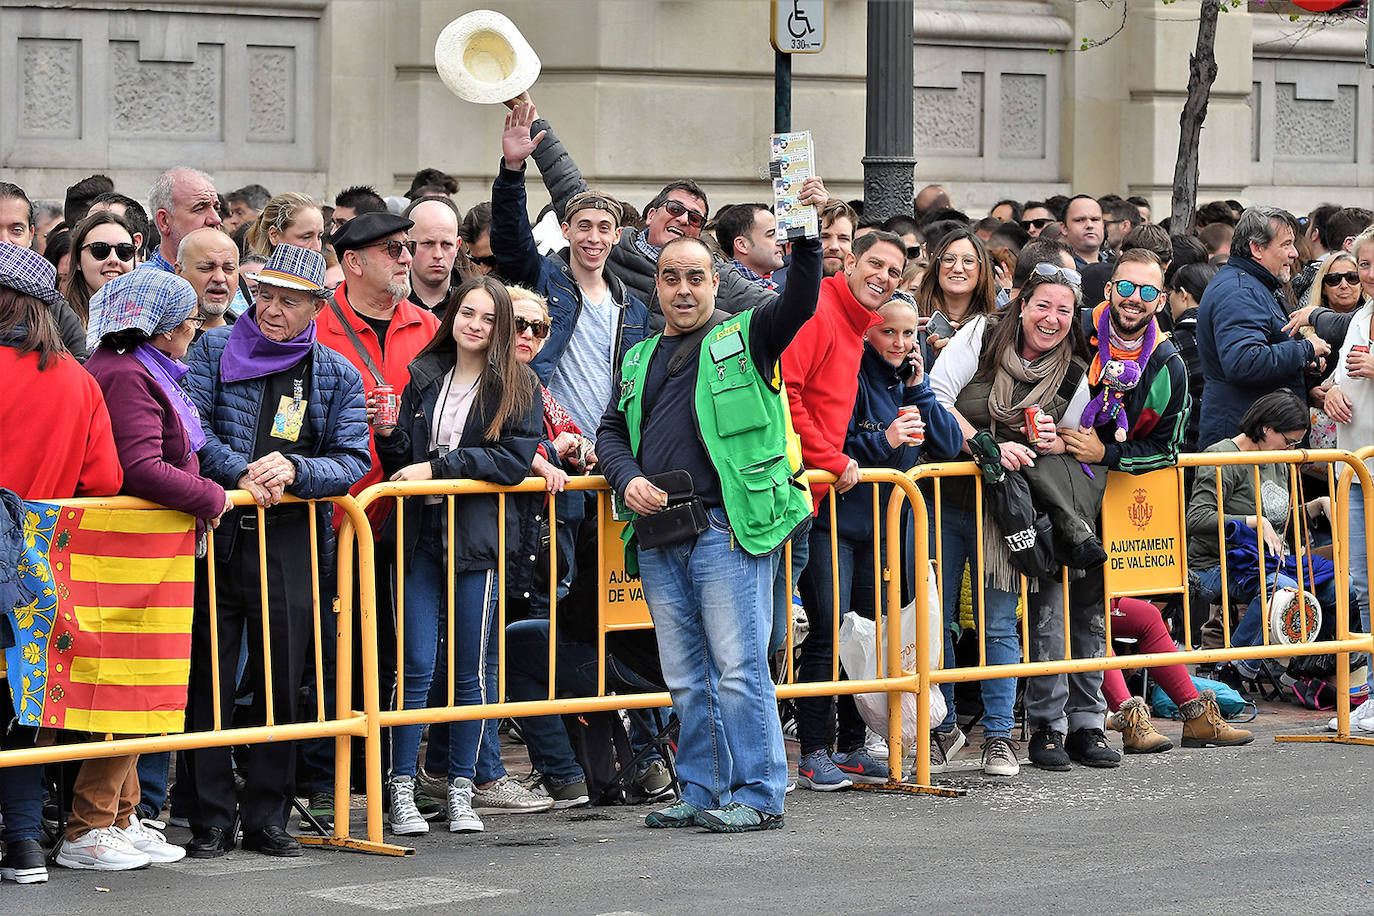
[898,405,924,445]
[1024,405,1044,444]
[372,383,399,427]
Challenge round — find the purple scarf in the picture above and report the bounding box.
[219,305,316,383]
[133,343,206,451]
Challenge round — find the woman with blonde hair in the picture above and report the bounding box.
[244,192,324,256]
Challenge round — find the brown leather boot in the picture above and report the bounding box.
[1108,697,1173,753]
[1179,690,1254,747]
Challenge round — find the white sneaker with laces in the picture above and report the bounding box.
[388,775,430,836]
[116,815,186,863]
[472,774,554,814]
[56,827,152,871]
[447,777,484,833]
[1328,697,1374,733]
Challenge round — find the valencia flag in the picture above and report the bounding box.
[5,502,196,734]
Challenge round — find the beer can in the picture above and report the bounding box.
[898,405,924,445]
[1024,406,1044,444]
[1352,344,1369,358]
[372,383,399,427]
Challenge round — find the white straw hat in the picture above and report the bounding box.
[434,10,541,105]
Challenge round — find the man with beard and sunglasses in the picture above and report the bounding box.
[176,228,240,338]
[504,92,777,325]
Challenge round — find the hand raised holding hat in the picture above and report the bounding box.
[502,100,546,171]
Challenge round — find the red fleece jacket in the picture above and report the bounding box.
[781,273,882,511]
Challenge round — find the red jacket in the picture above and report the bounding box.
[781,273,881,511]
[315,283,440,530]
[0,347,123,500]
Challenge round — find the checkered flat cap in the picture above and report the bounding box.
[0,241,64,309]
[257,244,327,293]
[86,269,198,351]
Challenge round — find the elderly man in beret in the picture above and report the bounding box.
[181,244,369,859]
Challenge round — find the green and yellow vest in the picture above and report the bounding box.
[615,309,811,561]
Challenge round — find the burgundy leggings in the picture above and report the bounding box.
[1103,598,1199,712]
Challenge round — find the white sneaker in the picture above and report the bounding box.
[388,775,430,836]
[472,774,554,814]
[116,815,186,864]
[446,777,484,834]
[865,728,890,762]
[1328,697,1374,733]
[56,827,152,871]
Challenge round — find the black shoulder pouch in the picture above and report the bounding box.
[633,470,709,549]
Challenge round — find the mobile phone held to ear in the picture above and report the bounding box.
[926,310,956,340]
[895,352,919,382]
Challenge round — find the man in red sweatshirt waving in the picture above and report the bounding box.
[782,229,906,791]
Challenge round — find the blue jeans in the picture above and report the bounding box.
[932,505,1020,738]
[0,708,42,843]
[795,524,876,755]
[425,615,504,784]
[506,619,662,787]
[770,515,811,658]
[637,508,786,814]
[390,519,498,782]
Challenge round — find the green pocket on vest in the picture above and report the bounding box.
[709,371,767,437]
[731,454,790,535]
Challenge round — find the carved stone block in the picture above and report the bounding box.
[109,40,223,138]
[1000,73,1045,159]
[1273,82,1356,161]
[248,46,294,140]
[18,38,80,138]
[915,72,984,155]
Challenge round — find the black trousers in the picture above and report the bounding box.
[185,509,315,832]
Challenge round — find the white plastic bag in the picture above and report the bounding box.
[836,560,945,749]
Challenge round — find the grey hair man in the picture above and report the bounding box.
[148,167,221,273]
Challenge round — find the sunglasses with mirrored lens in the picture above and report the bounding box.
[370,239,418,259]
[661,199,705,229]
[1020,218,1052,230]
[1032,262,1082,286]
[1114,279,1161,302]
[514,317,550,339]
[83,241,137,262]
[1324,271,1360,287]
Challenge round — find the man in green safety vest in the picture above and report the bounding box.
[596,176,830,833]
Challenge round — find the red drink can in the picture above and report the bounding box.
[372,384,399,427]
[1024,406,1045,444]
[1352,345,1369,358]
[898,405,924,444]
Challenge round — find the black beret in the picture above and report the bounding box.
[330,211,415,253]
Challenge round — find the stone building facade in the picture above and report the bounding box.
[1,0,1370,217]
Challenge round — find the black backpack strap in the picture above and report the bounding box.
[327,296,386,387]
[666,309,732,377]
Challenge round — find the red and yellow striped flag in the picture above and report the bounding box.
[7,504,196,734]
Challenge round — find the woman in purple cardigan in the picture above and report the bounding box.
[72,270,232,872]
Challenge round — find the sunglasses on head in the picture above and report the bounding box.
[83,241,137,262]
[1324,271,1360,288]
[368,239,417,259]
[1020,218,1052,230]
[514,316,550,339]
[1032,262,1082,286]
[1113,279,1161,302]
[660,199,705,229]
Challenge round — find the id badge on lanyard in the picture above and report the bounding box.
[270,378,307,442]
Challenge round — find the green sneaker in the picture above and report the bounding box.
[299,791,334,832]
[643,799,701,829]
[696,803,784,833]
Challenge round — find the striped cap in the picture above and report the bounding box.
[256,244,327,293]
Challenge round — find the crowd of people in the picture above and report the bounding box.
[3,92,1374,880]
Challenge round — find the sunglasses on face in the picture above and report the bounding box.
[368,239,417,259]
[906,245,923,259]
[1324,271,1360,288]
[1032,262,1082,286]
[470,254,499,268]
[1114,279,1162,302]
[514,316,550,339]
[1020,218,1052,230]
[660,199,705,229]
[83,241,137,262]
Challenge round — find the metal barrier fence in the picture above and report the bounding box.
[5,450,1371,857]
[903,447,1374,786]
[0,492,403,856]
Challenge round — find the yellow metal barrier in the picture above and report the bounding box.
[905,447,1374,786]
[354,468,953,798]
[0,492,407,857]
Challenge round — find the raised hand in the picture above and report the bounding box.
[501,100,547,170]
